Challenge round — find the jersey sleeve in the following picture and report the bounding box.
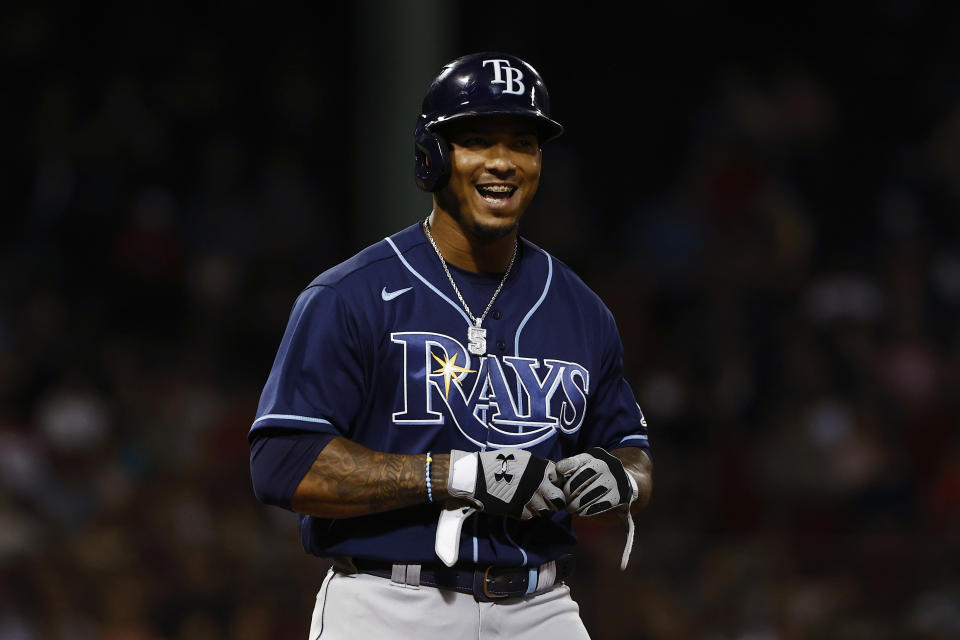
[249,432,335,508]
[249,284,368,440]
[580,307,650,453]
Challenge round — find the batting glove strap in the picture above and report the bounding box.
[556,447,640,570]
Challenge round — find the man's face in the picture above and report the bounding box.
[436,114,542,240]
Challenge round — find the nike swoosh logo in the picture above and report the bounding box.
[381,286,412,301]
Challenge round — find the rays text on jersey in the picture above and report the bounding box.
[390,331,590,448]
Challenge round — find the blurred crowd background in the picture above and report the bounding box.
[2,2,959,639]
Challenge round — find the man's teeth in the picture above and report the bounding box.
[476,185,516,198]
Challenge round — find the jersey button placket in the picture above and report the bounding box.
[492,309,502,320]
[496,340,506,352]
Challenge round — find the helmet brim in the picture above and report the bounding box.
[427,108,564,143]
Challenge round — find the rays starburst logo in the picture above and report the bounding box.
[431,351,476,400]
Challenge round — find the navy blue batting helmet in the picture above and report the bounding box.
[414,52,564,192]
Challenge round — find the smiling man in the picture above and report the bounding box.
[433,114,540,241]
[249,53,652,639]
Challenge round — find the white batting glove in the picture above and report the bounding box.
[555,447,638,516]
[556,447,640,569]
[447,449,566,520]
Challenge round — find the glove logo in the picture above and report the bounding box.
[483,59,525,95]
[494,453,515,482]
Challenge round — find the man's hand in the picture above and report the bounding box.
[555,447,638,516]
[447,449,566,520]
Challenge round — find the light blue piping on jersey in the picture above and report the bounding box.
[385,236,472,327]
[514,246,554,419]
[619,434,649,445]
[503,244,552,566]
[503,518,529,566]
[252,413,332,426]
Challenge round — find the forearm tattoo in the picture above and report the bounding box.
[291,437,449,518]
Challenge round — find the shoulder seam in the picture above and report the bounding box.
[313,231,428,289]
[312,253,394,289]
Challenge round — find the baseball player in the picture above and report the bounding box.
[249,52,652,639]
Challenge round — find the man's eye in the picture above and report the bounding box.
[462,137,486,146]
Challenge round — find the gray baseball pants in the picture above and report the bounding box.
[308,568,591,639]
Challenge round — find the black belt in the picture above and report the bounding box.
[339,555,575,602]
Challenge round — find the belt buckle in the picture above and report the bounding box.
[482,566,512,599]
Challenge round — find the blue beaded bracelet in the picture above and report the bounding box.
[425,452,434,503]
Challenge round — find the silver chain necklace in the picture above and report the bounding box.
[423,217,518,355]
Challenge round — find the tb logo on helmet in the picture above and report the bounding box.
[483,59,525,95]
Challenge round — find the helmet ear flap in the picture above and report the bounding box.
[414,126,450,192]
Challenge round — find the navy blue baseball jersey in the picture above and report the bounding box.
[249,221,649,567]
